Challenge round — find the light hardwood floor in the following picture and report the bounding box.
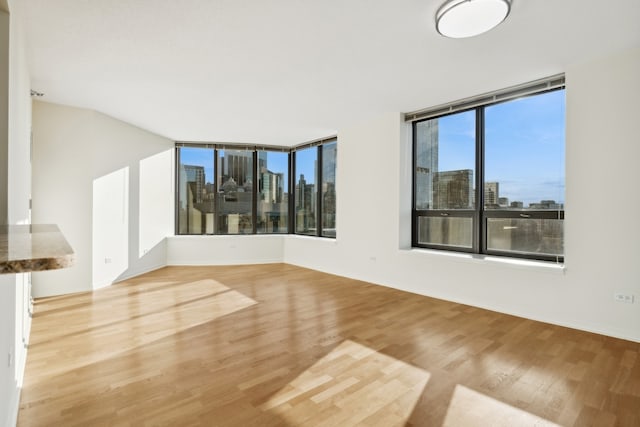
[18,264,640,426]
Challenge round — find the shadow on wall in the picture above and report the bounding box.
[92,149,173,289]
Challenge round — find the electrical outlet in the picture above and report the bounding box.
[105,258,112,264]
[614,293,634,304]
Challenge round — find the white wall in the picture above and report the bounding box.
[31,104,92,296]
[285,46,640,343]
[1,0,33,425]
[92,167,129,287]
[0,8,7,226]
[0,7,11,419]
[167,235,284,266]
[7,1,32,424]
[32,101,174,297]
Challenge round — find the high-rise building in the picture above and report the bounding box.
[322,144,337,183]
[322,181,336,232]
[415,120,438,209]
[296,174,314,211]
[183,165,205,203]
[432,169,473,209]
[296,174,315,231]
[261,170,284,203]
[220,151,253,187]
[484,182,499,207]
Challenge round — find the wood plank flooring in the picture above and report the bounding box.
[18,264,640,426]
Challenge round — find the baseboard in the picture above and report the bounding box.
[6,385,20,427]
[167,258,284,266]
[5,347,26,427]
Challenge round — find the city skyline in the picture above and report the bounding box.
[435,90,565,206]
[181,90,564,210]
[177,144,336,236]
[179,147,316,186]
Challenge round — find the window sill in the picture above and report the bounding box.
[170,234,337,242]
[170,234,286,239]
[402,247,565,274]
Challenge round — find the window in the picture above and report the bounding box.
[217,149,254,234]
[321,142,337,237]
[294,146,317,235]
[410,76,565,262]
[293,138,337,238]
[176,139,336,237]
[176,146,214,234]
[257,151,289,233]
[415,111,476,249]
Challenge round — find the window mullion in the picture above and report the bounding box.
[289,152,295,234]
[252,150,258,234]
[175,147,181,235]
[475,107,485,254]
[213,149,219,234]
[316,145,323,237]
[411,121,418,247]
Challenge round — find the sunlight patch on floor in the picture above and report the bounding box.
[443,384,561,427]
[25,279,257,382]
[263,339,430,426]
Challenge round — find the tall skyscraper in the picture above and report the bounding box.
[322,143,337,183]
[296,174,314,210]
[295,174,315,231]
[261,171,284,203]
[220,151,253,188]
[432,169,473,209]
[183,165,205,203]
[484,182,499,207]
[415,120,438,209]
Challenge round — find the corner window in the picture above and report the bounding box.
[176,139,336,238]
[410,76,565,262]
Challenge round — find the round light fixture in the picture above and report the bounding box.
[436,0,511,39]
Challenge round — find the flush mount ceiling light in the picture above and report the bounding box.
[436,0,511,38]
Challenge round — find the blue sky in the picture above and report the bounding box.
[294,147,316,185]
[438,89,565,206]
[179,147,214,184]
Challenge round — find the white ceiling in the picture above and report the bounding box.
[21,0,640,146]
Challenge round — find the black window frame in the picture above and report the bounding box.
[291,137,337,238]
[255,149,290,235]
[175,144,216,236]
[215,146,256,235]
[410,77,565,263]
[175,138,337,238]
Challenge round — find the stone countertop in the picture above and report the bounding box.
[0,224,74,274]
